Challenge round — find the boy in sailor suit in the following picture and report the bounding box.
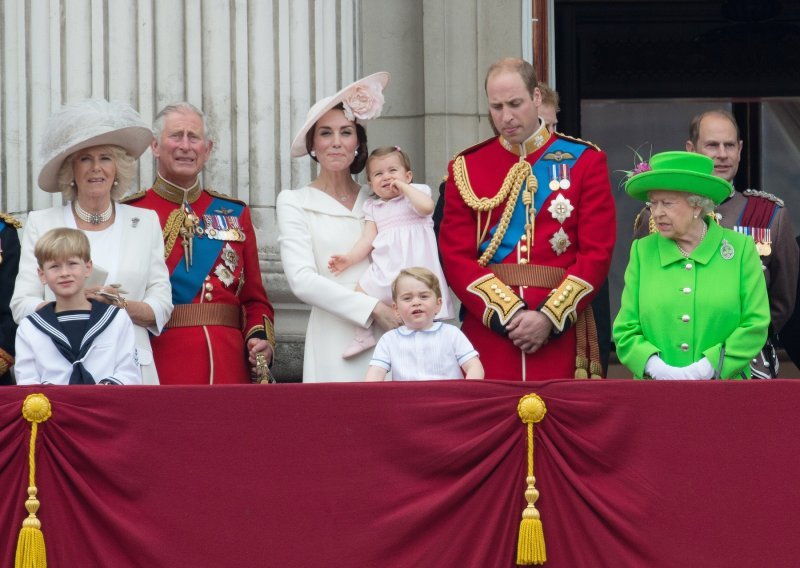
[14,228,140,385]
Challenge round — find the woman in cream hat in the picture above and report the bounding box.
[613,151,769,379]
[278,72,398,382]
[11,99,172,384]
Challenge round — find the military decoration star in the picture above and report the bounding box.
[549,228,571,256]
[547,193,574,224]
[214,263,235,287]
[221,243,240,272]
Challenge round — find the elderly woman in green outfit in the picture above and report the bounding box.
[613,151,770,379]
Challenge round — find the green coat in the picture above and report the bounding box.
[613,222,769,379]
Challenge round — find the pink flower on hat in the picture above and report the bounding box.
[342,80,385,122]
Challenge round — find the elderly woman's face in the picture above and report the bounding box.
[311,108,358,172]
[71,145,117,200]
[647,190,701,241]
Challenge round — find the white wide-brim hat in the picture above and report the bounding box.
[290,71,390,158]
[38,99,154,193]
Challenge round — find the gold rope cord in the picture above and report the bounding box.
[163,209,186,260]
[453,156,533,266]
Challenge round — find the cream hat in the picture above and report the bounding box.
[38,99,153,193]
[290,71,390,158]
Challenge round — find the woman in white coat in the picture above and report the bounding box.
[11,99,172,384]
[278,73,398,382]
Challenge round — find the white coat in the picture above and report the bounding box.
[277,185,381,382]
[10,203,172,384]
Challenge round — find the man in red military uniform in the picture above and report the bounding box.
[440,58,616,380]
[125,102,275,384]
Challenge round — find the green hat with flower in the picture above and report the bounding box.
[624,150,732,205]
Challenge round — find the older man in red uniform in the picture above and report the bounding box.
[125,102,275,384]
[440,58,615,380]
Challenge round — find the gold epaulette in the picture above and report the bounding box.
[0,212,22,229]
[120,189,147,203]
[556,133,601,152]
[206,189,246,206]
[743,189,785,207]
[467,274,526,327]
[540,275,593,332]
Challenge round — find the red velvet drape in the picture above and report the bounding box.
[1,380,799,567]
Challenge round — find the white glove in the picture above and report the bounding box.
[678,358,714,380]
[644,355,684,380]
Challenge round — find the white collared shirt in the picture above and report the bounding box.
[369,322,478,381]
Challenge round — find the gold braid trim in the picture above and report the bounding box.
[540,275,593,333]
[163,209,186,260]
[453,157,532,267]
[0,212,22,229]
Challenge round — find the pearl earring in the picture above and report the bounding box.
[69,181,75,187]
[113,180,119,186]
[354,149,359,156]
[310,150,316,158]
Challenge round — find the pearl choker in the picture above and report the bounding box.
[74,201,113,225]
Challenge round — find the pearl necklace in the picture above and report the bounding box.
[676,222,707,258]
[74,201,113,225]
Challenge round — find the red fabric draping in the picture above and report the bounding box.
[1,380,799,567]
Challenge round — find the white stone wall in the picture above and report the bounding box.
[0,0,360,223]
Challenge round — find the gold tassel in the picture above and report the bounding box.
[517,394,548,565]
[16,393,52,568]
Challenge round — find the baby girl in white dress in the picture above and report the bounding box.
[328,146,454,358]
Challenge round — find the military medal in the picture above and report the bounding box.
[720,239,735,260]
[548,193,574,224]
[754,228,772,256]
[558,163,571,190]
[221,243,240,272]
[549,228,571,256]
[214,263,235,287]
[548,164,560,191]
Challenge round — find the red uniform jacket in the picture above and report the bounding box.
[125,176,275,384]
[440,125,615,380]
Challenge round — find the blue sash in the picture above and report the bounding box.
[479,138,588,264]
[170,197,244,305]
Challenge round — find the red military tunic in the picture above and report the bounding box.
[440,123,615,380]
[124,176,275,384]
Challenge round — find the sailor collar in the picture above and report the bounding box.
[499,120,551,156]
[152,174,203,204]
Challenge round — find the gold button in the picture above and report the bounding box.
[559,294,566,301]
[491,284,498,290]
[504,297,512,303]
[554,300,561,307]
[566,285,573,291]
[205,283,213,291]
[519,258,528,264]
[204,293,213,301]
[520,245,528,253]
[521,234,527,242]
